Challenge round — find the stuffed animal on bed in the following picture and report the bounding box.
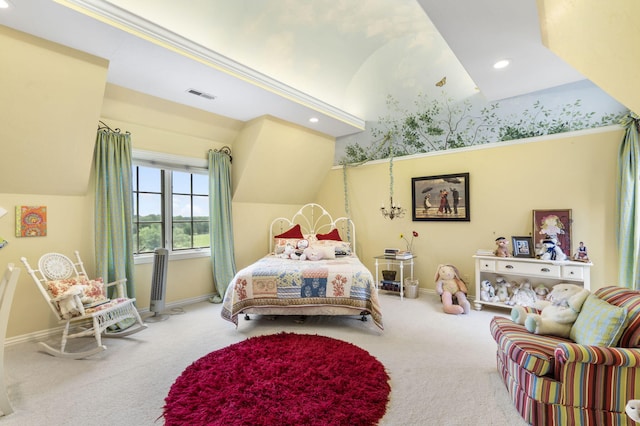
[434,264,470,315]
[510,283,590,338]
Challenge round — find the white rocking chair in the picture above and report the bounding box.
[21,251,147,359]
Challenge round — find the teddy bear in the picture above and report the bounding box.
[57,285,85,319]
[494,277,511,303]
[434,264,470,315]
[510,283,590,338]
[494,237,511,257]
[537,236,567,261]
[480,280,498,302]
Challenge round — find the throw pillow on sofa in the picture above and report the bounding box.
[570,293,628,346]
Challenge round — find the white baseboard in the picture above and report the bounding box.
[5,294,215,347]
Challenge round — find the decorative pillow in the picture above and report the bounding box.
[315,245,336,259]
[46,276,107,305]
[316,228,342,241]
[312,240,351,255]
[570,294,628,347]
[274,224,304,239]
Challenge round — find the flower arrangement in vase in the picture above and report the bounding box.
[400,231,419,254]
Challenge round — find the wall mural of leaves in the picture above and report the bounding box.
[336,83,627,165]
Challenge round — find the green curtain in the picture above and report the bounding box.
[208,149,237,303]
[617,112,640,289]
[94,129,135,298]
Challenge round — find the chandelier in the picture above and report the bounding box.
[380,137,406,220]
[380,196,405,220]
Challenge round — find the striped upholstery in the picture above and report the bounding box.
[492,286,640,425]
[491,316,572,376]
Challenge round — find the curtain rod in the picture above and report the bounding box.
[209,146,232,163]
[98,120,131,135]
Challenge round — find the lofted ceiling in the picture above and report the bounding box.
[0,0,585,138]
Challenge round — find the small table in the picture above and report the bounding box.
[374,255,416,300]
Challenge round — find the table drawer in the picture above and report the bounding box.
[562,265,584,280]
[479,259,496,272]
[496,261,561,278]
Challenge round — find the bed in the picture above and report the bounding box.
[221,203,382,330]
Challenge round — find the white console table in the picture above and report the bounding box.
[473,254,592,311]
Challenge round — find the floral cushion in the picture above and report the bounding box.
[46,276,107,305]
[312,240,351,255]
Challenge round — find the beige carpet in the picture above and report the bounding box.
[1,291,527,425]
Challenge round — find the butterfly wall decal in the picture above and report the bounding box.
[435,76,446,87]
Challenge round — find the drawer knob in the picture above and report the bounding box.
[569,271,574,275]
[505,265,514,269]
[541,268,550,273]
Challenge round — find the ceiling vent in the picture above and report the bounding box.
[186,88,216,100]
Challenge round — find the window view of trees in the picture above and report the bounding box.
[132,165,209,254]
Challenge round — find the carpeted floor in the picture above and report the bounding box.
[1,291,527,425]
[163,333,390,425]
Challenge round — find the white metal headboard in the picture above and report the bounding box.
[269,203,356,255]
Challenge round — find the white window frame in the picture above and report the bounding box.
[132,150,211,264]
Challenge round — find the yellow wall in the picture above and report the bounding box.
[0,25,108,196]
[316,127,623,295]
[537,0,640,114]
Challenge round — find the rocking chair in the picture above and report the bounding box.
[21,251,147,359]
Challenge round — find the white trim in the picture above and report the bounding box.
[132,149,208,172]
[4,296,214,346]
[134,248,210,264]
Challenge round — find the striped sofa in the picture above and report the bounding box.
[490,286,640,425]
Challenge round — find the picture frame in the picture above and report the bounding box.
[411,172,470,221]
[533,209,572,257]
[511,236,534,258]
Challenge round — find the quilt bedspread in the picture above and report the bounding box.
[221,255,383,329]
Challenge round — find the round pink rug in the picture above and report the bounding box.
[163,332,390,425]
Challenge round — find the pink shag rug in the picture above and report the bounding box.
[163,332,390,425]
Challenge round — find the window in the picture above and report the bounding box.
[132,151,210,262]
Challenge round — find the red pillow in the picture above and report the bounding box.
[316,228,342,241]
[274,224,304,239]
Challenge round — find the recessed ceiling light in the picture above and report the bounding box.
[493,59,510,69]
[309,117,319,123]
[0,0,13,9]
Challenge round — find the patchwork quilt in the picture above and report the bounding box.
[221,255,383,329]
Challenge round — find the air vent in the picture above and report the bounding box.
[186,88,216,100]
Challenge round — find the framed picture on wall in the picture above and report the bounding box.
[511,236,534,258]
[533,209,572,256]
[411,172,470,221]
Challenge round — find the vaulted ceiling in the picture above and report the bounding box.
[0,0,586,138]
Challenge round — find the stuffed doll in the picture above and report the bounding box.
[510,283,589,338]
[494,237,511,257]
[494,277,511,303]
[506,280,537,307]
[434,264,470,315]
[534,283,549,300]
[626,400,640,423]
[537,236,567,261]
